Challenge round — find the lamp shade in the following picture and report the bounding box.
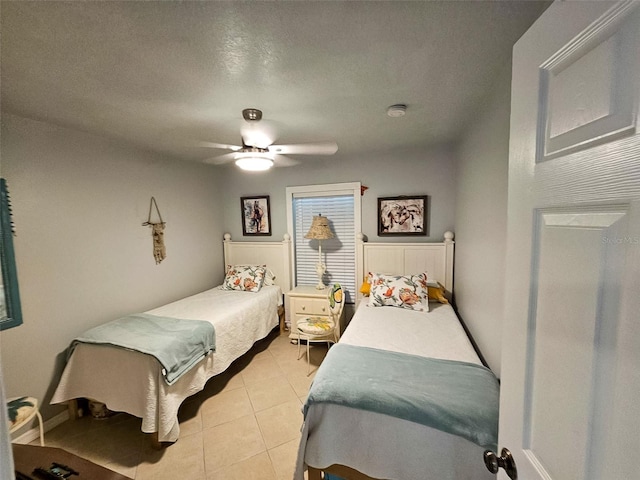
[304,215,334,240]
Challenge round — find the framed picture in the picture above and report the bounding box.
[241,196,272,236]
[378,195,428,236]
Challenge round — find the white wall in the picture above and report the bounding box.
[220,144,457,242]
[0,114,224,421]
[454,63,512,377]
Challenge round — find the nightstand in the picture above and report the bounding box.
[286,286,342,342]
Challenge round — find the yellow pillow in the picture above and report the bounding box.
[427,284,449,304]
[359,276,371,295]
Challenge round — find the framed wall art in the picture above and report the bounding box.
[241,195,272,236]
[0,178,23,330]
[378,195,428,236]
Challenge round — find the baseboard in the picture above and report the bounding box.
[12,410,69,445]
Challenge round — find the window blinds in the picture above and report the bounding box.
[293,194,355,303]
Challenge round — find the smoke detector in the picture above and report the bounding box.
[386,104,407,117]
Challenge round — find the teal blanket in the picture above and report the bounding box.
[305,343,499,450]
[71,313,215,385]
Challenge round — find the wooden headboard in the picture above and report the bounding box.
[356,231,454,305]
[222,233,292,293]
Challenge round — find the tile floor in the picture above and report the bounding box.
[35,329,327,479]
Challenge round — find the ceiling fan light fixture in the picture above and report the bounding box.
[235,156,274,171]
[242,108,263,122]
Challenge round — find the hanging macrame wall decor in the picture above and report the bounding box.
[142,197,166,264]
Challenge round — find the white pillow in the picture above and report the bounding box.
[263,268,277,286]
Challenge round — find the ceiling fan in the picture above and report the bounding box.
[200,108,338,171]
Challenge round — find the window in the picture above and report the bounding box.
[287,183,361,304]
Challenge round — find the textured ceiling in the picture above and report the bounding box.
[1,1,549,166]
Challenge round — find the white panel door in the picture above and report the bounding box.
[499,2,640,480]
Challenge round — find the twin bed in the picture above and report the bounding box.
[51,233,292,445]
[52,231,498,480]
[296,233,499,480]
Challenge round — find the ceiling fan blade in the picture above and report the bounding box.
[272,154,301,167]
[198,141,242,151]
[202,152,238,165]
[241,122,277,149]
[269,142,338,155]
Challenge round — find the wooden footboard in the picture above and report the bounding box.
[308,465,382,480]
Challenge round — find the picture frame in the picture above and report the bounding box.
[241,195,272,236]
[0,179,23,331]
[378,195,428,236]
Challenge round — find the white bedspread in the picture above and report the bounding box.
[52,285,281,442]
[296,302,495,480]
[340,302,482,364]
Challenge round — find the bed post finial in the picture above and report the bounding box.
[283,233,291,242]
[356,233,365,305]
[224,233,231,242]
[443,231,454,293]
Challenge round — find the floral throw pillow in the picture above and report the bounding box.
[229,264,277,286]
[368,272,429,312]
[223,265,266,292]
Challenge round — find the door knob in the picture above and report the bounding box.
[484,448,517,479]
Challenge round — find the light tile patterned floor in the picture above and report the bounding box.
[36,330,325,479]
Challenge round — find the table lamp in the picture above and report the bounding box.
[304,214,334,289]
